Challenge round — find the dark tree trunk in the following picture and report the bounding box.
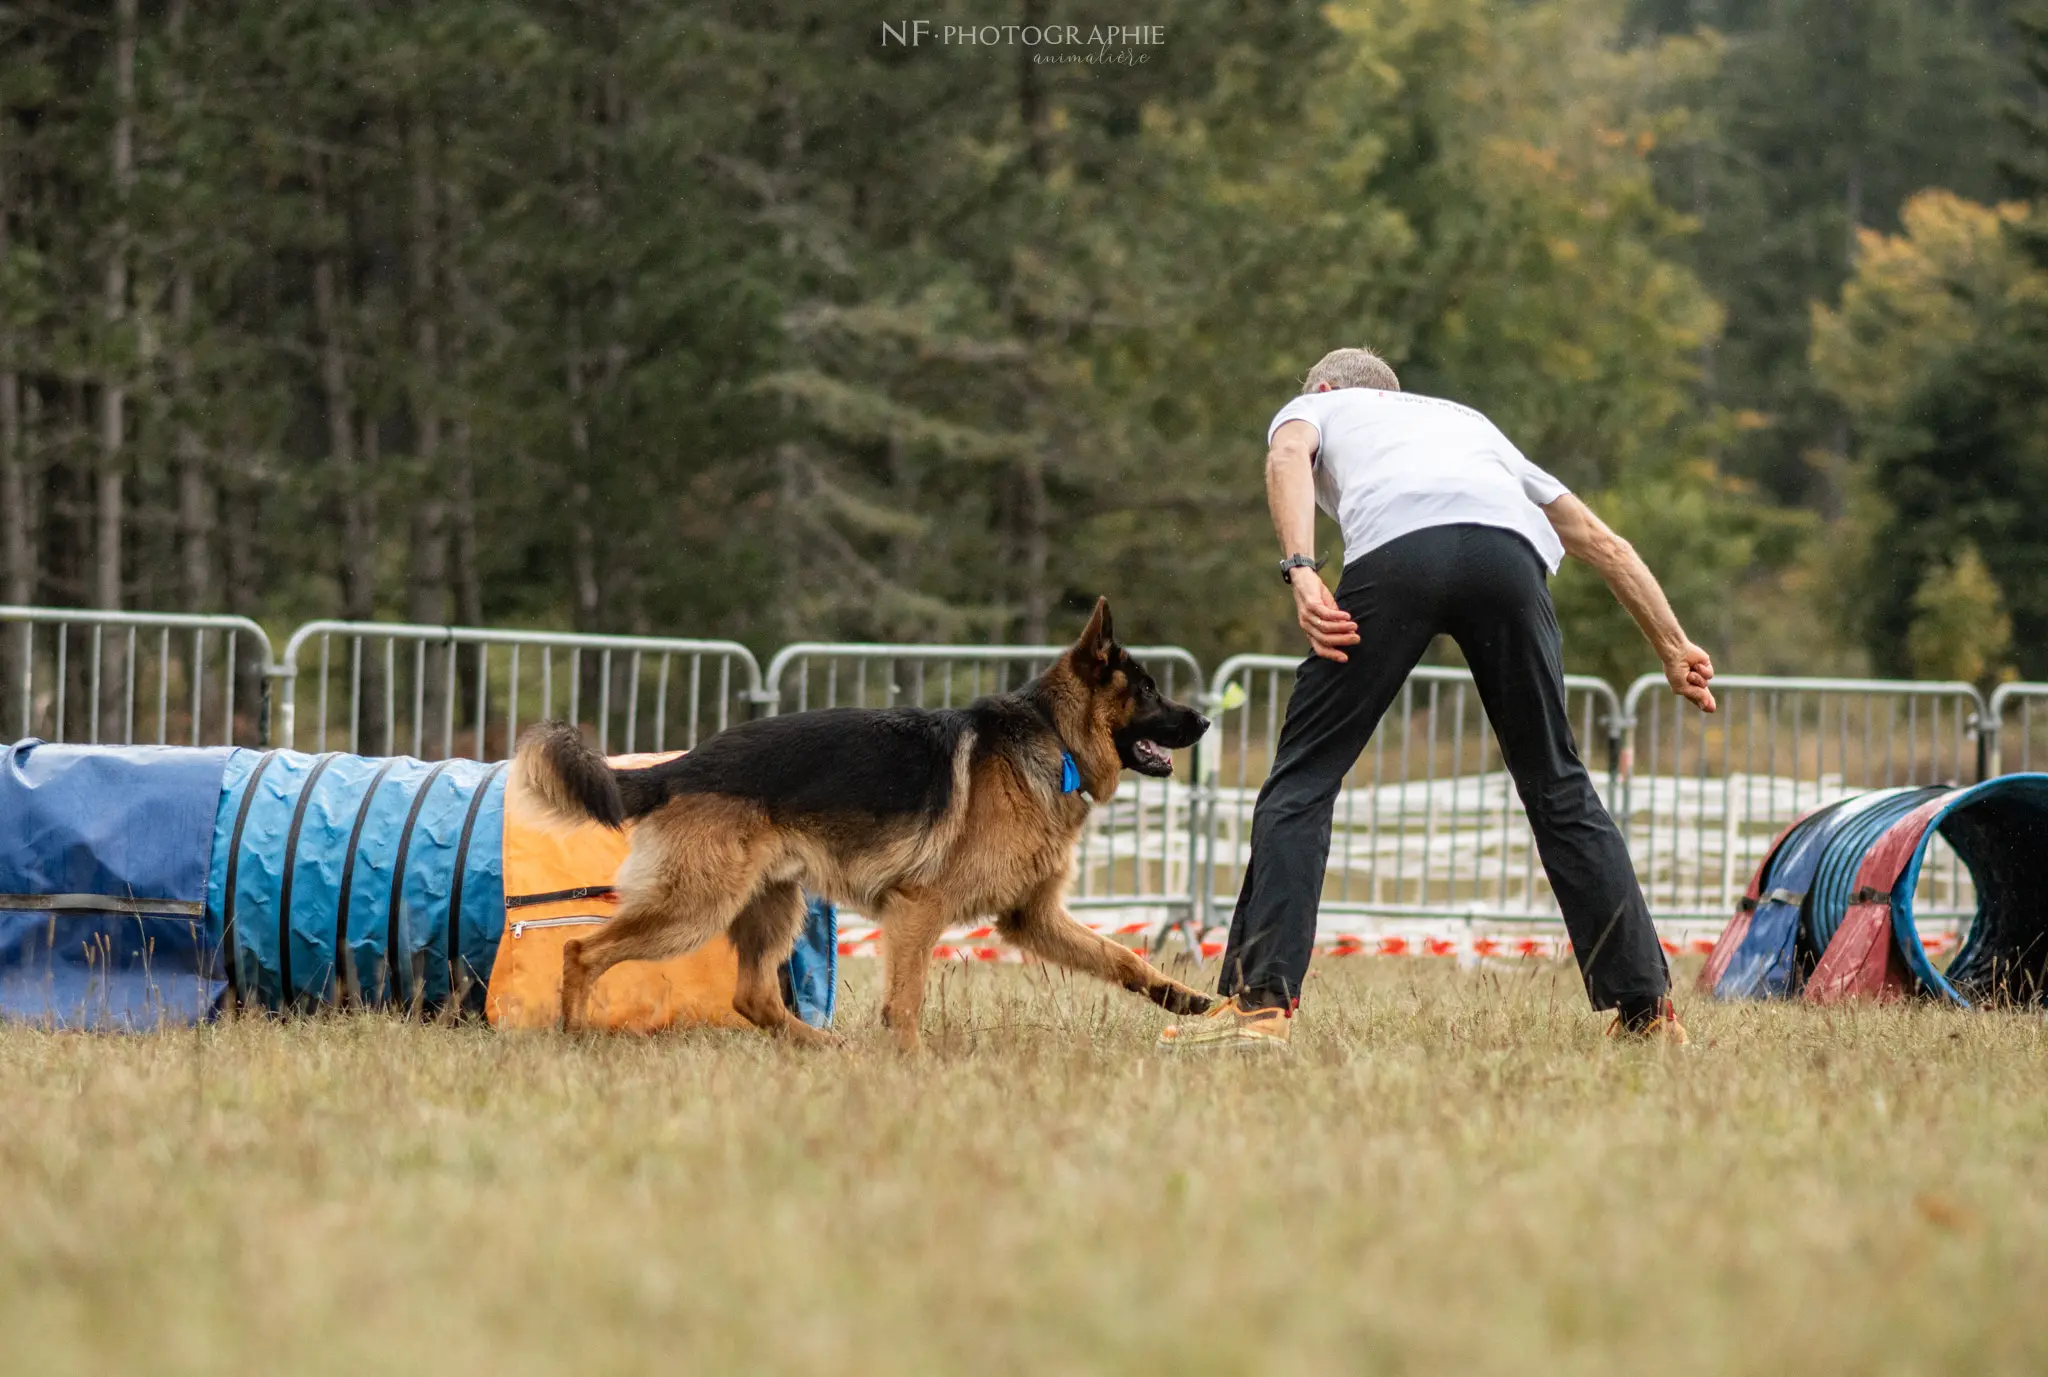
[450,410,483,748]
[0,150,26,611]
[93,0,138,741]
[171,270,213,610]
[1011,0,1052,643]
[1019,454,1050,645]
[566,339,601,635]
[313,195,385,748]
[0,153,22,737]
[97,0,136,616]
[1017,0,1051,176]
[406,115,451,749]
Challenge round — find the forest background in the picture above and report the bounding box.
[5,0,2048,690]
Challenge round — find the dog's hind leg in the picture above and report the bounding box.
[999,880,1213,1017]
[560,803,767,1031]
[729,880,839,1047]
[877,887,950,1053]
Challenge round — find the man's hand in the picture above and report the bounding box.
[1293,573,1359,663]
[1665,641,1716,714]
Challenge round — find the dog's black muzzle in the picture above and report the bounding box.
[1115,703,1210,778]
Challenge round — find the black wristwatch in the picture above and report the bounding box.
[1278,553,1326,585]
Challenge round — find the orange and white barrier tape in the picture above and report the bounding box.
[833,918,1965,963]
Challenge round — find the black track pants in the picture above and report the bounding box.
[1217,523,1669,1012]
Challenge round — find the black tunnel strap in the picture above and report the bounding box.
[275,752,341,1006]
[219,750,281,1005]
[1850,886,1894,907]
[1735,895,1759,914]
[387,759,456,1008]
[0,893,204,917]
[333,757,402,1005]
[504,885,619,909]
[444,761,508,1006]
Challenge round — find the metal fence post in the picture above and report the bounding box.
[1186,681,1215,950]
[275,665,296,750]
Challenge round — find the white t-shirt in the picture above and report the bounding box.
[1266,388,1570,573]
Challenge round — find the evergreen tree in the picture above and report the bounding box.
[1,0,1976,682]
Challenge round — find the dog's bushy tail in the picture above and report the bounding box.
[513,722,626,830]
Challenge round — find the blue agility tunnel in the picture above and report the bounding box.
[1713,785,1948,1001]
[1714,773,2048,1009]
[1,741,233,1027]
[210,749,507,1014]
[1,739,835,1030]
[1886,774,2048,1006]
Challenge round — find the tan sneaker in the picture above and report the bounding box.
[1606,997,1690,1045]
[1156,996,1292,1053]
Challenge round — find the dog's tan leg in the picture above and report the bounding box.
[561,889,746,1032]
[729,881,839,1047]
[878,888,951,1053]
[999,883,1213,1016]
[559,803,767,1032]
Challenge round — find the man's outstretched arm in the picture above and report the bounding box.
[1542,493,1717,713]
[1268,419,1359,662]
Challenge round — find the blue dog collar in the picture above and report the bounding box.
[1060,751,1082,794]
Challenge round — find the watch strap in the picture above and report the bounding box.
[1279,553,1326,585]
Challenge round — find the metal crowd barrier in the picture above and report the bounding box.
[1,606,274,748]
[1196,654,1625,931]
[1618,673,1985,921]
[276,621,763,761]
[763,642,1208,924]
[1987,683,2048,776]
[13,601,2047,944]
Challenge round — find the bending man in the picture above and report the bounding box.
[1160,348,1715,1052]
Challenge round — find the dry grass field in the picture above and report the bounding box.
[4,957,2046,1376]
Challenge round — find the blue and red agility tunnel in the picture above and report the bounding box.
[0,739,835,1030]
[1705,773,2048,1008]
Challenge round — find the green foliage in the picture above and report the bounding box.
[8,0,2005,685]
[1809,26,2048,682]
[1856,327,2048,678]
[1906,543,2014,687]
[1628,0,2018,509]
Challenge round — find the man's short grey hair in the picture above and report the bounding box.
[1302,347,1400,394]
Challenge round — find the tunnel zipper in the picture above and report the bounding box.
[508,914,608,939]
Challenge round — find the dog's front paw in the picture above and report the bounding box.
[1154,983,1214,1016]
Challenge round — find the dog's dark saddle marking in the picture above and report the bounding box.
[613,699,1071,823]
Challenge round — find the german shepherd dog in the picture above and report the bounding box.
[513,599,1215,1050]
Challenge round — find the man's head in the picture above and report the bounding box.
[1302,347,1400,395]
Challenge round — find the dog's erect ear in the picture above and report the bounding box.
[1071,596,1115,679]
